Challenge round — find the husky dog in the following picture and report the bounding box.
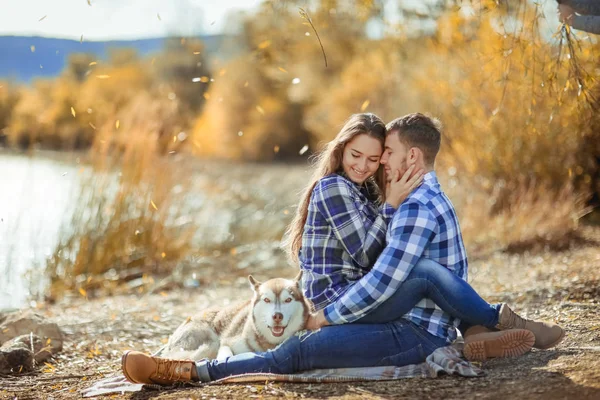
[162,271,311,361]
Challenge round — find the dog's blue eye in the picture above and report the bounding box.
[264,298,271,303]
[285,298,292,303]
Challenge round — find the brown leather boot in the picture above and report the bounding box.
[121,350,197,385]
[495,304,565,349]
[463,326,535,361]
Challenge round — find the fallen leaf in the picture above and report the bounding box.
[256,105,265,115]
[89,122,97,129]
[89,61,97,66]
[278,67,288,73]
[151,200,158,210]
[360,99,370,111]
[115,120,120,129]
[43,362,56,373]
[96,75,110,79]
[71,107,76,117]
[79,288,87,297]
[258,40,271,49]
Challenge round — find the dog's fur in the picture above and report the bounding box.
[162,271,311,361]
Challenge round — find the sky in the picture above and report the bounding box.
[0,0,263,40]
[0,0,566,42]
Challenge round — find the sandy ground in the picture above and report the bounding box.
[2,227,599,400]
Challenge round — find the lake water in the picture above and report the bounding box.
[0,151,85,309]
[0,151,302,310]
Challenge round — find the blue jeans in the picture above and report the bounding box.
[358,258,500,328]
[197,320,447,381]
[196,258,499,381]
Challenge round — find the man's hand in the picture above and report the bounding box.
[306,309,330,331]
[558,4,574,24]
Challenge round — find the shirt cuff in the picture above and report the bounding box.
[323,304,348,325]
[380,202,397,220]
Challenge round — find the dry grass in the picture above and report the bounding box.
[43,102,197,301]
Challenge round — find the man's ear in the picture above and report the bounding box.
[293,270,303,287]
[408,147,421,164]
[248,275,262,292]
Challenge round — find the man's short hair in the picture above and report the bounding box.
[386,113,441,166]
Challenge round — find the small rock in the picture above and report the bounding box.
[0,347,34,374]
[1,334,54,363]
[0,310,63,354]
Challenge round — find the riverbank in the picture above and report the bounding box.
[2,226,599,399]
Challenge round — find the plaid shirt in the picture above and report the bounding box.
[300,173,396,311]
[323,171,468,343]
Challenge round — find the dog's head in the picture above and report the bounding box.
[249,270,309,345]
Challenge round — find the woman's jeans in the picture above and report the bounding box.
[197,320,447,381]
[196,258,499,382]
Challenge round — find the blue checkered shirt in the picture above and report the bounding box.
[300,173,396,311]
[323,171,468,343]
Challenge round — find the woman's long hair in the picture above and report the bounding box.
[283,113,387,265]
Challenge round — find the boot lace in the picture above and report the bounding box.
[500,304,527,329]
[155,359,191,381]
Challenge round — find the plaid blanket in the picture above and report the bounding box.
[81,344,483,397]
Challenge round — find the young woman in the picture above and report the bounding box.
[122,113,564,385]
[285,113,424,312]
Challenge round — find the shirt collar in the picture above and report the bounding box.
[421,170,440,193]
[423,170,437,184]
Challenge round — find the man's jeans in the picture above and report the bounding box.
[197,258,500,381]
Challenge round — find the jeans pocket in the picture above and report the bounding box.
[376,344,427,367]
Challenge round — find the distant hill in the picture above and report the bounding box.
[0,35,233,83]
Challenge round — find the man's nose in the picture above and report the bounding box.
[272,312,283,323]
[380,154,388,164]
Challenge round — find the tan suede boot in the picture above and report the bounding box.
[463,325,535,361]
[495,304,565,349]
[121,350,196,385]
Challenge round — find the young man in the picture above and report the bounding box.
[122,114,564,385]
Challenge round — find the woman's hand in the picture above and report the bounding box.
[558,4,574,24]
[306,309,330,331]
[385,165,424,209]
